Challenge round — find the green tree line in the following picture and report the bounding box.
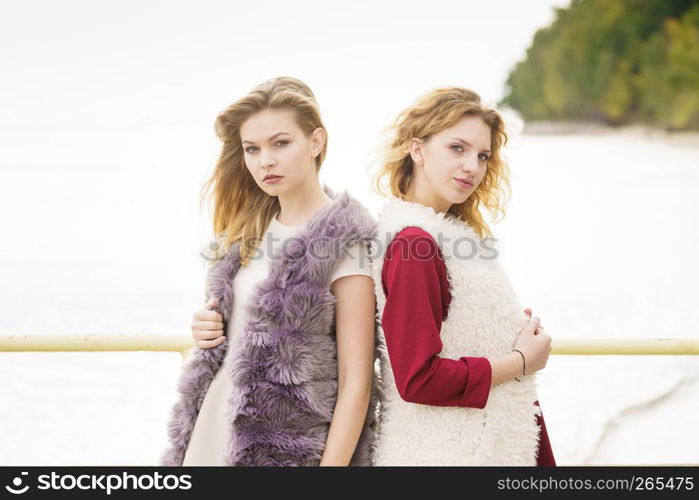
[500,0,699,130]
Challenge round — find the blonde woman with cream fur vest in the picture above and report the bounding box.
[370,87,555,466]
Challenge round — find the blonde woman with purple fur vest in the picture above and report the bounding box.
[161,77,379,466]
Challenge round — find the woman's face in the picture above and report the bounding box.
[240,108,325,196]
[409,115,491,212]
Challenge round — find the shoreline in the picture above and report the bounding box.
[522,121,699,148]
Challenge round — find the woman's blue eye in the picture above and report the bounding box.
[451,144,489,161]
[244,141,288,153]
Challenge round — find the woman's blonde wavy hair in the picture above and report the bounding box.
[373,87,512,240]
[200,76,328,267]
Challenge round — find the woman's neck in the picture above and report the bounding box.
[276,178,333,226]
[405,180,451,214]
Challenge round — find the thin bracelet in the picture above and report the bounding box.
[513,348,526,375]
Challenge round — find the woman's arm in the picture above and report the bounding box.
[382,228,539,406]
[381,228,494,407]
[319,274,375,466]
[490,351,527,386]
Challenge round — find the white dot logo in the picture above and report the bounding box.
[4,472,29,495]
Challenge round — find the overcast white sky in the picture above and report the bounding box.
[0,0,573,225]
[1,0,570,130]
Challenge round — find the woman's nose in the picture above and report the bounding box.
[260,151,276,168]
[461,154,479,173]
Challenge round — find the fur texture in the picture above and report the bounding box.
[161,187,380,466]
[370,197,542,465]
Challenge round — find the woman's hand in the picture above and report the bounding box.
[523,308,544,332]
[513,309,552,375]
[191,298,225,349]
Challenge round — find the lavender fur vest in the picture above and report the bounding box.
[161,188,380,466]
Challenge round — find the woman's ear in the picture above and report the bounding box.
[408,137,424,166]
[311,127,326,159]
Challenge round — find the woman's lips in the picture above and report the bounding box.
[454,178,473,189]
[264,175,283,184]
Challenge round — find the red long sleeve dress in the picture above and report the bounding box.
[380,226,556,466]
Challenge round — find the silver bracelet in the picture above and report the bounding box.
[512,348,526,379]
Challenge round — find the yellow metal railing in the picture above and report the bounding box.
[550,338,699,355]
[1,334,697,466]
[1,335,699,359]
[0,334,194,361]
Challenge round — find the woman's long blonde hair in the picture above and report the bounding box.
[373,87,511,240]
[201,76,328,266]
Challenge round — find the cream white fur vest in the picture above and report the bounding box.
[369,197,542,466]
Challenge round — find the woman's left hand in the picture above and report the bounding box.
[523,308,545,334]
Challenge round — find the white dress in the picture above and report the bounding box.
[182,213,372,465]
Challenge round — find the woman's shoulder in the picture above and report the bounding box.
[382,226,449,293]
[386,226,443,262]
[381,226,452,310]
[394,226,434,239]
[330,240,373,284]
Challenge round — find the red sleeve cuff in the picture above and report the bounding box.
[459,357,492,408]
